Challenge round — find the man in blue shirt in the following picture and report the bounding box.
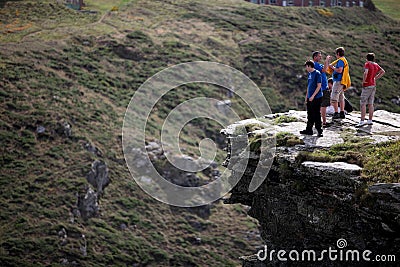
[312,51,329,127]
[300,60,323,137]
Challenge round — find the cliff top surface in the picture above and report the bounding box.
[222,109,400,184]
[271,109,400,147]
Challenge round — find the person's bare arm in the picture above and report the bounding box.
[329,58,343,73]
[324,56,332,72]
[362,68,369,85]
[375,68,385,80]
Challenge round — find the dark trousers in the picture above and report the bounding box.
[306,97,322,132]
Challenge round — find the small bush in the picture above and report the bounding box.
[317,8,334,17]
[274,115,298,124]
[276,132,304,147]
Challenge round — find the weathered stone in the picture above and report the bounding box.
[119,223,128,231]
[369,183,400,202]
[56,121,72,138]
[145,141,161,152]
[58,228,67,239]
[36,125,46,134]
[302,161,362,174]
[63,122,72,137]
[86,160,110,195]
[77,186,99,220]
[84,142,102,157]
[80,234,87,257]
[216,99,232,114]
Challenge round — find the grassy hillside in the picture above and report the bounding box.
[0,0,399,266]
[373,0,400,20]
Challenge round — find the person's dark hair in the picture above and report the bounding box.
[312,51,321,59]
[366,53,375,61]
[328,78,333,84]
[304,60,314,68]
[304,59,314,68]
[335,47,345,57]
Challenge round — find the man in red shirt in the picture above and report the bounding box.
[356,53,385,127]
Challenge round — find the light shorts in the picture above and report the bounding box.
[360,86,376,105]
[330,81,344,103]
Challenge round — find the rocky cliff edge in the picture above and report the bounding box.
[221,110,400,266]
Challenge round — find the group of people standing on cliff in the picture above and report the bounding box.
[301,47,386,137]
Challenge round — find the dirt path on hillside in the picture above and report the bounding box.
[20,9,123,42]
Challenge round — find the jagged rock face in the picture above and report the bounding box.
[222,110,400,266]
[77,186,99,220]
[86,160,110,195]
[129,141,218,218]
[74,160,111,220]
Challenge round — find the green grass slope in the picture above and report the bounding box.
[0,0,399,266]
[373,0,400,20]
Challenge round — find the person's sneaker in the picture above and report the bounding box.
[340,111,345,119]
[367,120,373,125]
[300,129,313,135]
[356,121,367,128]
[317,131,323,137]
[332,112,340,120]
[323,122,332,128]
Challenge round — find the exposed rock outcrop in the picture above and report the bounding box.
[77,186,99,220]
[73,160,111,220]
[222,110,400,266]
[129,140,220,218]
[86,160,110,196]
